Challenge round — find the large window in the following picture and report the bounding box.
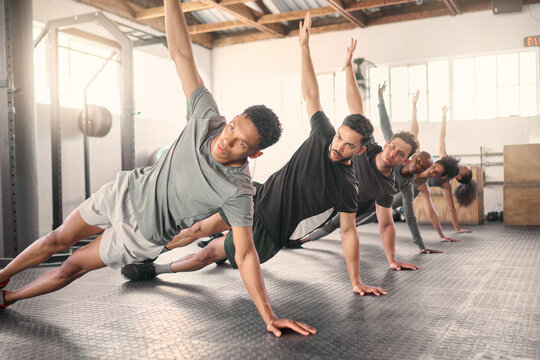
[367,50,538,122]
[33,25,120,114]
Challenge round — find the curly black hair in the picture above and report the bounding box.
[342,114,374,146]
[436,156,460,179]
[457,165,472,184]
[391,131,420,158]
[242,105,282,150]
[455,179,479,207]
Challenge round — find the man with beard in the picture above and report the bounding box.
[121,13,386,298]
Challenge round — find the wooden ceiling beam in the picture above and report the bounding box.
[346,0,415,11]
[326,0,368,27]
[258,7,336,24]
[197,0,286,37]
[189,20,245,35]
[189,6,338,35]
[135,0,254,20]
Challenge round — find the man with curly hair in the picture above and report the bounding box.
[0,0,315,338]
[121,13,387,300]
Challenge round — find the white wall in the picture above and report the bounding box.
[211,5,540,213]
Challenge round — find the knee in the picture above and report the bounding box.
[195,247,217,264]
[57,258,87,280]
[40,230,64,252]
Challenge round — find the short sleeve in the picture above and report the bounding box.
[337,170,359,213]
[221,190,254,228]
[376,193,393,208]
[187,85,221,123]
[309,111,335,139]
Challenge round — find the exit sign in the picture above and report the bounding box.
[524,36,540,47]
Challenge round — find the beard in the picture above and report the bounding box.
[328,148,353,164]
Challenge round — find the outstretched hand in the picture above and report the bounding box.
[378,81,387,97]
[441,236,460,242]
[266,318,317,338]
[442,105,448,116]
[421,248,443,254]
[298,11,312,47]
[345,38,358,67]
[353,283,387,296]
[390,260,419,271]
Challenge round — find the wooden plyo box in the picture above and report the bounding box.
[504,144,540,184]
[504,185,540,225]
[413,165,484,225]
[503,144,540,226]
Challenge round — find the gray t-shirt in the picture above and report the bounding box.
[128,86,255,245]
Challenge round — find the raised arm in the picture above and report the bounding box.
[299,12,322,119]
[164,0,204,99]
[344,38,364,115]
[438,106,448,158]
[410,90,420,137]
[378,82,393,142]
[339,212,386,296]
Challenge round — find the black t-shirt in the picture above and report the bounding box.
[428,177,449,188]
[255,111,359,248]
[350,142,398,208]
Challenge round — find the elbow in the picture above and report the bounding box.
[170,49,192,62]
[234,247,256,269]
[303,91,320,103]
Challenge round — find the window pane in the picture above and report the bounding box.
[390,67,408,122]
[520,84,537,116]
[453,58,474,89]
[520,52,537,84]
[369,66,388,121]
[408,65,427,122]
[428,60,449,122]
[497,85,519,116]
[453,89,474,120]
[475,56,496,87]
[497,53,519,86]
[475,88,496,119]
[317,73,334,121]
[34,67,49,104]
[334,71,348,129]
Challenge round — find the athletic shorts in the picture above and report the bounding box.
[219,210,280,270]
[79,171,165,268]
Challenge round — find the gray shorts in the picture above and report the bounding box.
[79,171,164,268]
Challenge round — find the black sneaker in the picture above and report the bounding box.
[121,262,157,281]
[197,232,224,248]
[287,240,303,249]
[196,233,227,265]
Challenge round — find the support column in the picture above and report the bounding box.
[0,0,39,258]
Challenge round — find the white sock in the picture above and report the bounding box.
[153,262,173,275]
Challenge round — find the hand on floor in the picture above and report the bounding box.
[390,261,419,271]
[421,248,443,254]
[266,318,317,337]
[353,283,387,296]
[441,236,460,242]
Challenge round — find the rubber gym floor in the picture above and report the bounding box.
[1,222,539,360]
